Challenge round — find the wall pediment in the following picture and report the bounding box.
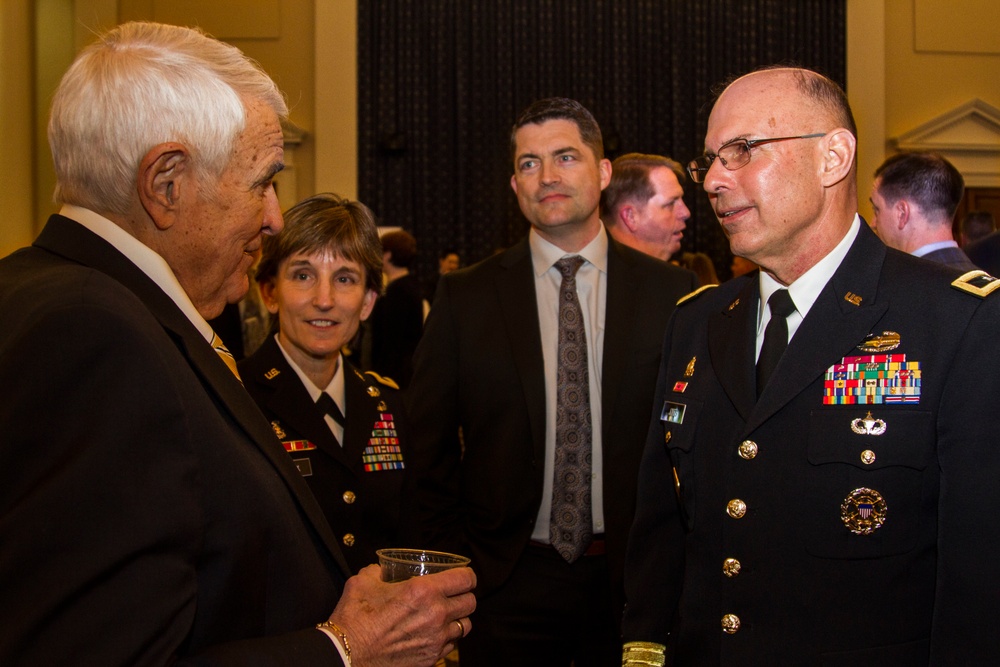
[892,99,1000,187]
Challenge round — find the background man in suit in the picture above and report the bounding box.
[869,151,978,271]
[959,210,996,248]
[622,66,1000,666]
[407,97,696,666]
[0,22,474,666]
[964,211,1000,275]
[369,229,425,387]
[600,153,691,262]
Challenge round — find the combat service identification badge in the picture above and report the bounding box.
[840,487,886,535]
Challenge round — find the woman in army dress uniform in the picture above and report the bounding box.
[239,193,409,574]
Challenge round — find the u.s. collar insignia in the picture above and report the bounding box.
[271,420,286,439]
[844,292,862,306]
[857,331,900,353]
[850,411,886,436]
[264,367,280,380]
[841,487,886,535]
[684,357,696,378]
[728,298,740,311]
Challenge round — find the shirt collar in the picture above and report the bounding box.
[60,204,214,344]
[757,214,862,329]
[529,224,609,276]
[273,333,346,410]
[912,240,958,257]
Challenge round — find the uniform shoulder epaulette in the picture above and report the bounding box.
[676,284,718,306]
[951,270,1000,298]
[364,371,400,390]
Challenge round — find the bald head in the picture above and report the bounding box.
[702,67,859,284]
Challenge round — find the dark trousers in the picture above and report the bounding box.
[459,543,618,667]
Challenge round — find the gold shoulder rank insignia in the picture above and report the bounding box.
[365,371,400,390]
[951,270,1000,298]
[676,284,717,306]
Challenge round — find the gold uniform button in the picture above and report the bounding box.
[343,490,357,504]
[722,558,742,577]
[726,498,747,519]
[342,533,355,547]
[860,449,876,465]
[738,440,758,460]
[721,614,741,634]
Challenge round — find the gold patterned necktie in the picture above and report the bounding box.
[550,256,593,563]
[210,331,241,382]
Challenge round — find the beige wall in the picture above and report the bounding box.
[1,0,38,257]
[3,0,998,256]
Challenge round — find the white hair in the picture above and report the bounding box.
[48,21,288,215]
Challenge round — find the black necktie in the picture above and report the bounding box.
[550,256,593,563]
[316,392,346,427]
[756,289,796,397]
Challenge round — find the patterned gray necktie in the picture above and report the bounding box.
[550,256,593,563]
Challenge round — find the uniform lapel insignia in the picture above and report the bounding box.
[684,357,696,377]
[264,367,280,380]
[844,292,863,306]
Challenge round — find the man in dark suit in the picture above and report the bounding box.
[965,213,1000,276]
[407,97,696,666]
[869,151,978,272]
[622,67,1000,666]
[0,22,473,666]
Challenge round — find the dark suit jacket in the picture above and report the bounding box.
[407,235,696,618]
[966,230,1000,276]
[0,215,350,666]
[920,245,978,272]
[370,273,425,388]
[624,222,1000,665]
[239,337,409,574]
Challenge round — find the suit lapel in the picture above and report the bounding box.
[747,224,890,432]
[36,215,352,577]
[495,239,547,460]
[707,276,759,422]
[600,239,641,440]
[249,339,345,459]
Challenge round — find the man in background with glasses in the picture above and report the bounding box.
[622,66,1000,665]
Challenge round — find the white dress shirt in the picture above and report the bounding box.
[756,215,862,359]
[274,334,347,445]
[529,226,608,541]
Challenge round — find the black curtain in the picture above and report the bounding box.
[358,0,846,280]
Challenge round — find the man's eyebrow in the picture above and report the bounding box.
[704,134,751,154]
[254,162,285,188]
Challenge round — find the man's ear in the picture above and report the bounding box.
[894,199,911,229]
[620,205,638,233]
[818,129,856,187]
[138,142,190,230]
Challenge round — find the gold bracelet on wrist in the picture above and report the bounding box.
[622,640,667,667]
[316,620,352,664]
